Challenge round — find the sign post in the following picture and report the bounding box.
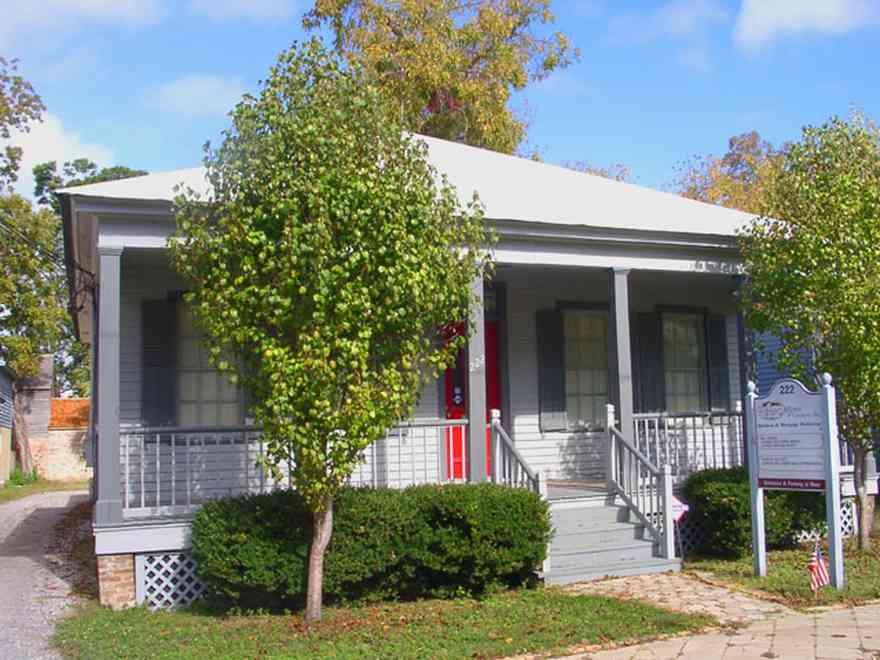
[746,374,844,589]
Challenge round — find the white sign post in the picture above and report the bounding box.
[746,374,844,589]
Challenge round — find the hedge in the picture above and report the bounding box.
[682,466,825,558]
[191,483,551,608]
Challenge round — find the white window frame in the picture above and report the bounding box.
[563,308,609,430]
[662,312,708,413]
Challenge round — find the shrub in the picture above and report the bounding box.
[8,467,38,486]
[192,483,551,609]
[682,466,825,558]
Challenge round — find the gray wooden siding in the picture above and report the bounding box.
[498,266,741,481]
[0,371,12,429]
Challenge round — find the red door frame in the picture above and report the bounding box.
[443,320,501,480]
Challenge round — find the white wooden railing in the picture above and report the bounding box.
[632,408,744,482]
[607,405,676,559]
[490,409,540,493]
[120,418,469,519]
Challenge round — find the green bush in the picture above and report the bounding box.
[8,466,38,486]
[192,483,551,609]
[682,466,825,558]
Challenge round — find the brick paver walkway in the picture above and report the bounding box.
[566,572,792,625]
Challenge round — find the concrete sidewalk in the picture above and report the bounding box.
[577,603,880,660]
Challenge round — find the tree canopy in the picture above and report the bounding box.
[675,131,782,214]
[171,39,490,621]
[303,0,578,154]
[0,57,44,190]
[740,113,880,549]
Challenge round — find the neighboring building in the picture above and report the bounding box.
[59,134,762,609]
[0,366,14,485]
[30,398,92,482]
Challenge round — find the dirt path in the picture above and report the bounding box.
[0,490,89,660]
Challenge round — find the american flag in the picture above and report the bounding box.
[808,539,831,594]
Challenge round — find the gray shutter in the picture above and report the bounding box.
[142,299,177,426]
[536,309,567,432]
[707,314,730,411]
[634,312,665,413]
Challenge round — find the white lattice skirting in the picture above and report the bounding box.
[674,496,859,558]
[135,552,205,610]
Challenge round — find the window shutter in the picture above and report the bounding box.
[707,314,730,411]
[536,309,567,432]
[634,312,665,412]
[142,299,177,426]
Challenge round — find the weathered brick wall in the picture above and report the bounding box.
[0,428,11,485]
[97,554,136,610]
[32,429,92,481]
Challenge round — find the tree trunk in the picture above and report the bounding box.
[305,496,334,624]
[852,445,874,551]
[11,385,34,475]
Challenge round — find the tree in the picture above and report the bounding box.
[675,131,782,214]
[171,40,490,622]
[32,158,147,396]
[740,114,880,550]
[563,159,632,182]
[0,194,66,471]
[303,0,578,154]
[0,57,44,190]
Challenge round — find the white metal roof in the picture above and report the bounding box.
[58,134,752,237]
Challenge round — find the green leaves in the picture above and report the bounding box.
[171,39,491,512]
[740,112,880,449]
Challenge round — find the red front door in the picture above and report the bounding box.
[444,321,501,480]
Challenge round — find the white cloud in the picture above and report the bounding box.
[0,0,163,49]
[188,0,297,21]
[734,0,880,51]
[151,74,247,118]
[676,45,712,72]
[607,0,728,43]
[3,113,114,198]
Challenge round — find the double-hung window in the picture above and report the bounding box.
[662,313,707,413]
[563,309,609,428]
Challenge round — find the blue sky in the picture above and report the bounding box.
[5,0,880,197]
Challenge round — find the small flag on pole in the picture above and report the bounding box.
[808,539,831,595]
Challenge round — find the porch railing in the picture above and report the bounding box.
[490,410,540,493]
[120,418,469,519]
[607,405,675,559]
[632,408,744,482]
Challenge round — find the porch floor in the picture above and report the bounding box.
[546,479,607,501]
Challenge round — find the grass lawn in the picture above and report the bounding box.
[0,479,89,505]
[54,588,713,660]
[687,537,880,608]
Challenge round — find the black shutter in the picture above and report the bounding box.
[142,299,177,426]
[536,309,567,432]
[634,312,665,413]
[707,314,730,411]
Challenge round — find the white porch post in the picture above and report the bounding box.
[608,268,635,439]
[95,247,123,525]
[467,275,487,482]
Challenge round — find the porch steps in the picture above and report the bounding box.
[545,495,680,586]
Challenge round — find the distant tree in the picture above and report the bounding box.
[675,131,782,214]
[304,0,579,154]
[171,41,489,622]
[0,57,44,190]
[32,158,147,396]
[740,114,880,550]
[564,160,632,182]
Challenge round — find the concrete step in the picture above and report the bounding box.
[551,540,658,572]
[548,494,617,511]
[545,558,681,586]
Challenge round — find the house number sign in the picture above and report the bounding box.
[746,375,844,589]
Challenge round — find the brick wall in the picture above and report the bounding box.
[32,429,92,481]
[97,554,136,610]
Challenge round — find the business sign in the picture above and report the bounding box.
[746,374,844,590]
[753,380,826,491]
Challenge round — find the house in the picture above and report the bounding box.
[0,366,14,485]
[59,134,757,609]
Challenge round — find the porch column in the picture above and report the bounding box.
[95,246,123,526]
[608,268,634,439]
[734,276,751,469]
[467,275,488,482]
